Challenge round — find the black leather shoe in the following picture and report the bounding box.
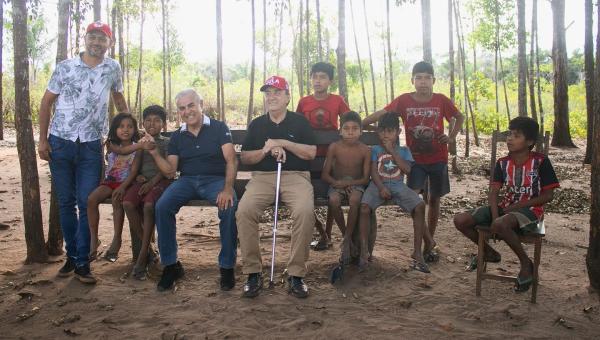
[242,273,263,298]
[287,276,309,298]
[220,267,235,291]
[74,264,97,284]
[58,257,76,277]
[157,261,184,292]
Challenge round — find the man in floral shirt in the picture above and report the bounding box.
[38,22,128,284]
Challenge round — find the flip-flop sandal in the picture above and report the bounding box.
[330,262,344,284]
[465,253,502,272]
[424,247,440,263]
[311,239,330,251]
[410,259,431,274]
[132,265,147,281]
[103,250,119,263]
[514,275,533,293]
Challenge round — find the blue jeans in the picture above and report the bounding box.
[155,175,238,268]
[48,135,103,267]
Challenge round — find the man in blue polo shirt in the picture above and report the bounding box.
[147,89,238,292]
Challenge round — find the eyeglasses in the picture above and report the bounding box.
[86,34,109,43]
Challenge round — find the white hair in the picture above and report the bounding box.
[175,89,203,104]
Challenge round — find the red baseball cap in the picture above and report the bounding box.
[86,21,113,39]
[260,76,289,92]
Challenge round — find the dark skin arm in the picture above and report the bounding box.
[382,140,411,174]
[321,143,338,186]
[362,109,387,131]
[370,161,392,200]
[138,172,165,196]
[112,150,143,201]
[112,91,129,113]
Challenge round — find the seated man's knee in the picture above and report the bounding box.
[236,197,259,221]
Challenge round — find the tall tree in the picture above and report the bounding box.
[535,0,544,133]
[448,0,458,173]
[216,0,225,121]
[275,1,284,73]
[298,0,304,97]
[349,0,368,115]
[74,0,82,55]
[316,0,323,60]
[263,0,267,84]
[247,0,256,126]
[134,0,145,123]
[386,0,394,99]
[550,0,575,147]
[305,0,310,94]
[161,0,168,111]
[528,0,538,124]
[587,0,600,291]
[517,0,527,117]
[584,0,594,164]
[421,0,432,63]
[12,0,47,263]
[93,0,101,21]
[337,0,348,102]
[0,0,4,141]
[362,0,377,112]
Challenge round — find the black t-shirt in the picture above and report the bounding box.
[242,111,316,171]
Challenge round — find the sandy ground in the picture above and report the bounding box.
[0,127,599,339]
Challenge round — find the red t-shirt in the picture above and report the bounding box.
[296,94,351,156]
[492,152,560,219]
[384,93,459,164]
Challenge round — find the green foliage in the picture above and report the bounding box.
[467,0,516,51]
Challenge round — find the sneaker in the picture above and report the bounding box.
[74,264,97,284]
[242,273,263,298]
[287,276,309,298]
[220,267,235,291]
[157,261,184,292]
[57,257,76,277]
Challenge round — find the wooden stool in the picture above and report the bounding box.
[475,222,545,303]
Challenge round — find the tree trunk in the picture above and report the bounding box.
[494,0,499,116]
[305,0,310,94]
[108,2,116,118]
[276,4,283,73]
[75,0,81,55]
[12,0,48,263]
[217,0,225,122]
[162,0,168,112]
[586,0,600,291]
[551,0,575,147]
[382,28,389,103]
[362,0,377,112]
[349,0,368,115]
[247,0,256,126]
[126,15,131,110]
[165,7,173,125]
[386,0,394,99]
[93,0,101,21]
[0,0,4,141]
[337,0,348,102]
[583,0,594,164]
[448,0,458,174]
[421,0,432,63]
[263,0,267,84]
[517,0,527,117]
[134,0,145,124]
[535,5,544,133]
[298,0,304,97]
[316,0,323,61]
[499,50,511,122]
[528,0,538,124]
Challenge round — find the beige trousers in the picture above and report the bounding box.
[236,171,315,277]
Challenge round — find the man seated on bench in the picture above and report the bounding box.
[453,117,559,293]
[237,76,316,299]
[145,89,238,292]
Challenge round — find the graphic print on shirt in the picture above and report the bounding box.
[377,153,402,181]
[105,152,135,183]
[307,107,334,129]
[405,107,441,155]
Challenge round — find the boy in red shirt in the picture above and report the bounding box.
[363,61,464,262]
[453,117,559,292]
[296,62,351,250]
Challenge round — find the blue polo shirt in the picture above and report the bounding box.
[167,116,233,177]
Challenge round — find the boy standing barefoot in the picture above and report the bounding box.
[321,112,370,264]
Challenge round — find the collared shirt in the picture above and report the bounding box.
[242,111,316,172]
[167,115,233,177]
[139,134,170,179]
[47,54,124,142]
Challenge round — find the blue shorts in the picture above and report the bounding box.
[407,162,450,198]
[361,181,423,213]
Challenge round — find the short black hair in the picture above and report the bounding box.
[340,111,362,129]
[107,112,139,145]
[509,116,539,150]
[412,61,435,77]
[377,112,400,131]
[143,104,167,122]
[310,62,335,80]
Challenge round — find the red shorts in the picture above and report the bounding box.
[122,179,172,206]
[100,181,122,190]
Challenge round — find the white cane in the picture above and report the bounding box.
[269,160,283,288]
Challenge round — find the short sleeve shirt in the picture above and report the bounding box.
[371,144,414,183]
[492,152,560,219]
[104,150,136,183]
[167,116,233,177]
[296,94,351,130]
[139,134,170,179]
[384,93,459,164]
[47,54,124,142]
[242,111,316,171]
